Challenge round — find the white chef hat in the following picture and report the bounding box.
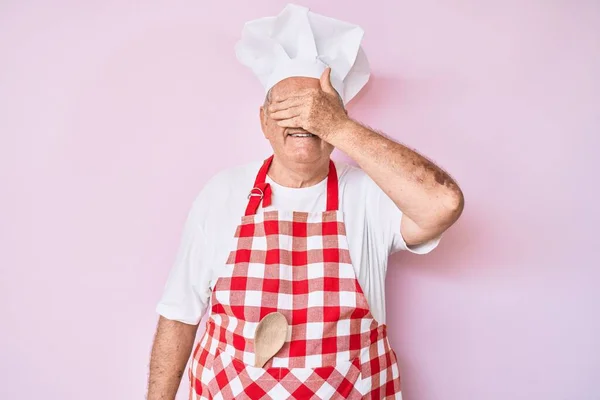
[235,3,370,105]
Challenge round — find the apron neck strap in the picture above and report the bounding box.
[244,155,339,216]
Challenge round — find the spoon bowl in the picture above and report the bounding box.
[253,312,288,368]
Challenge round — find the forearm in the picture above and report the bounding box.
[327,119,463,228]
[147,316,198,400]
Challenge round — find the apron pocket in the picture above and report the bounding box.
[208,347,366,399]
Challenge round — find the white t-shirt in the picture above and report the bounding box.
[156,160,441,325]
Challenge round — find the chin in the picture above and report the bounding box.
[287,148,329,164]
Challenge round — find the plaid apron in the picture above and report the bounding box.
[189,156,402,400]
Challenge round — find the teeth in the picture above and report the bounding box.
[290,133,314,137]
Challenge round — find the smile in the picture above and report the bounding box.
[290,133,315,137]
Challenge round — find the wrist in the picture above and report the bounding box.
[322,117,354,143]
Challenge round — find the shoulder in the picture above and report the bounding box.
[334,161,371,208]
[334,160,372,188]
[196,160,262,200]
[208,160,263,188]
[334,160,383,212]
[187,160,262,221]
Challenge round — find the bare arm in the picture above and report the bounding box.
[147,316,198,400]
[326,119,464,246]
[269,68,464,246]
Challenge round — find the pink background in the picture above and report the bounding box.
[1,1,598,399]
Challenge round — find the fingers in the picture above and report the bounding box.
[269,107,301,120]
[319,67,336,95]
[270,89,314,103]
[268,97,302,113]
[276,117,302,128]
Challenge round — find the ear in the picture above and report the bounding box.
[259,105,268,138]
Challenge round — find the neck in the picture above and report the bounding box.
[268,156,330,188]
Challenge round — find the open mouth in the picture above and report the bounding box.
[287,130,316,138]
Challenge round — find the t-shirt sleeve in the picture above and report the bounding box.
[155,196,212,325]
[365,175,442,255]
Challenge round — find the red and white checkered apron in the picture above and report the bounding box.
[189,156,402,400]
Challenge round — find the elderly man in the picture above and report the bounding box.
[148,4,463,400]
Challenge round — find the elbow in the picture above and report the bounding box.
[443,187,465,224]
[415,188,464,232]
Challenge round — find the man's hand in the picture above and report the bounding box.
[270,66,463,247]
[268,67,349,141]
[269,68,464,246]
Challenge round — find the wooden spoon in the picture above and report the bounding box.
[253,312,288,368]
